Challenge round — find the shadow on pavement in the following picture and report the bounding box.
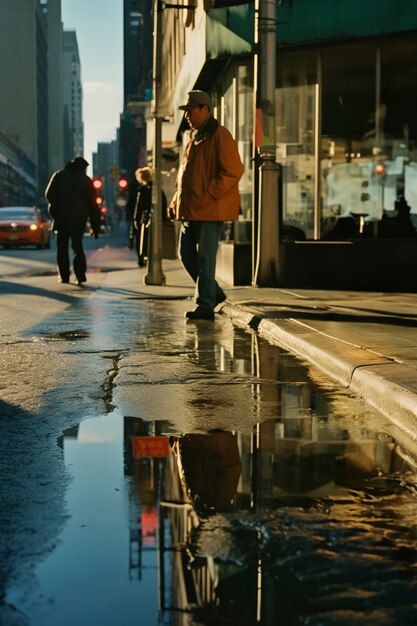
[0,280,84,304]
[241,302,417,327]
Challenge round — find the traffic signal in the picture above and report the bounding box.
[93,176,104,190]
[375,163,386,176]
[92,176,104,206]
[116,175,129,209]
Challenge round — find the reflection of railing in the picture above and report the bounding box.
[129,523,158,580]
[159,500,218,611]
[158,443,218,616]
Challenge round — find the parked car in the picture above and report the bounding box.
[0,206,51,249]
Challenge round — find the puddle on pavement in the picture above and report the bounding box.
[15,326,417,626]
[39,329,90,341]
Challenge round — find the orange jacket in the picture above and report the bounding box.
[168,117,243,221]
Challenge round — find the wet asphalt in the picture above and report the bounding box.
[1,234,417,625]
[101,249,417,455]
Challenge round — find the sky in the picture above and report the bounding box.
[61,0,124,171]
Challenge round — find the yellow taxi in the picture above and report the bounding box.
[0,206,51,249]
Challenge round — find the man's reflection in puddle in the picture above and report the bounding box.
[122,409,414,624]
[178,429,242,514]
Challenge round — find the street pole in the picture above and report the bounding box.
[252,0,280,287]
[145,0,166,286]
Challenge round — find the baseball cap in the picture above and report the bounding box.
[178,90,212,110]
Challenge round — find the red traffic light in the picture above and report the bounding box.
[375,163,386,176]
[93,177,104,190]
[118,177,128,189]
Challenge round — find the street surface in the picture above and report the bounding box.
[1,230,417,626]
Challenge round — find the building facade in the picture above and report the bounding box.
[0,0,49,200]
[0,131,37,207]
[63,30,84,162]
[120,0,154,179]
[46,0,64,173]
[93,138,121,227]
[159,0,417,290]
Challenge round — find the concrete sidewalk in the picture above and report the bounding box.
[222,286,417,446]
[97,251,417,448]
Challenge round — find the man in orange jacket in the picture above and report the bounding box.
[168,90,244,320]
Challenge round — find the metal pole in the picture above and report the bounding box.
[145,0,166,286]
[251,0,260,283]
[252,0,279,286]
[253,147,280,285]
[259,0,276,145]
[313,52,322,240]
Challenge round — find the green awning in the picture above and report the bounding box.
[277,0,417,45]
[206,6,253,58]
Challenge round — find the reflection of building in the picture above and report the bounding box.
[158,1,417,290]
[121,320,409,624]
[57,424,80,449]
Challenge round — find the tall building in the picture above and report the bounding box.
[93,138,120,223]
[123,0,153,106]
[0,0,49,199]
[45,0,64,173]
[120,0,153,178]
[0,131,37,207]
[63,30,84,161]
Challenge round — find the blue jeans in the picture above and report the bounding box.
[179,221,225,310]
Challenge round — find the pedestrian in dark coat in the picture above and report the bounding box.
[126,173,140,253]
[132,167,167,267]
[127,167,152,267]
[45,157,100,285]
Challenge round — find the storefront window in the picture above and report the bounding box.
[320,39,417,240]
[320,43,377,240]
[214,63,253,243]
[276,51,317,240]
[222,79,234,133]
[237,64,253,225]
[379,38,417,238]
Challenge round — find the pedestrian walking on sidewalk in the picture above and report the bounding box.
[133,167,167,267]
[45,157,100,285]
[168,90,244,320]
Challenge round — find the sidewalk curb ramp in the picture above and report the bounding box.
[221,302,417,447]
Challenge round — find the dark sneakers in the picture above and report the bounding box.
[185,292,227,320]
[185,306,215,321]
[75,275,87,286]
